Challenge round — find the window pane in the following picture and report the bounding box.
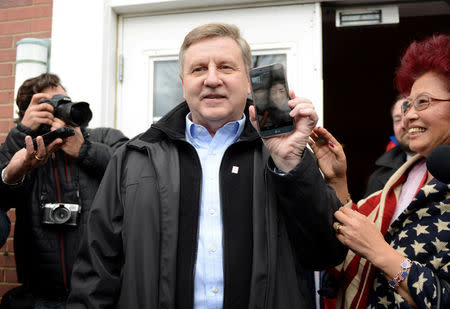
[153,60,184,118]
[252,54,286,69]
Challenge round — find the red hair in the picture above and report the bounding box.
[395,34,450,95]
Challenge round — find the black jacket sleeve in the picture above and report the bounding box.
[0,161,28,212]
[76,127,129,179]
[1,124,34,160]
[0,127,31,212]
[268,149,348,270]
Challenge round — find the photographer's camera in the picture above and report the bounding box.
[41,203,80,226]
[39,94,92,127]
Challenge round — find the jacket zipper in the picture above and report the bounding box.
[219,141,269,308]
[145,142,203,303]
[218,143,235,306]
[263,167,270,309]
[185,143,203,292]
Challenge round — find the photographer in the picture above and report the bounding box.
[0,73,128,308]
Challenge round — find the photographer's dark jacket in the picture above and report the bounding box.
[0,124,128,298]
[68,101,348,308]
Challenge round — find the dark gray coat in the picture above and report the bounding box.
[68,102,347,308]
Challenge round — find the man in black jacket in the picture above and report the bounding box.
[68,23,347,308]
[364,96,416,196]
[0,73,128,308]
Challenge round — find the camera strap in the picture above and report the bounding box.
[73,161,82,210]
[40,152,81,207]
[64,152,82,208]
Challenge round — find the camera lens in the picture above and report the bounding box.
[51,205,71,224]
[70,102,92,127]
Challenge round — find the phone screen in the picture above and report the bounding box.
[250,63,294,137]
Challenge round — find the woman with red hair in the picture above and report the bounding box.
[311,34,450,308]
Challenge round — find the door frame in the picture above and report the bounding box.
[51,0,322,130]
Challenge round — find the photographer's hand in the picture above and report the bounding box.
[51,118,84,158]
[21,93,55,131]
[3,136,62,184]
[249,90,318,173]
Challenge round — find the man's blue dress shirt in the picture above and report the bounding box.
[185,114,245,309]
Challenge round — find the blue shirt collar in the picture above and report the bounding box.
[185,113,246,147]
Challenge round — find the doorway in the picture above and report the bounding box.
[322,1,450,200]
[116,3,322,139]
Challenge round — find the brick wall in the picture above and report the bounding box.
[0,0,53,298]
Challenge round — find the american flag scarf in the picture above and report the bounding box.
[330,154,440,309]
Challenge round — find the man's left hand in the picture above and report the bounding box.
[51,118,84,158]
[249,90,318,173]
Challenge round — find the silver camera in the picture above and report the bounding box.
[41,203,80,226]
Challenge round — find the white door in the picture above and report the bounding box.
[117,3,323,138]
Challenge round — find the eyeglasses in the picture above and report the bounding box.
[401,93,450,116]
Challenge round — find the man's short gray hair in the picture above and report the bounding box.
[179,23,252,75]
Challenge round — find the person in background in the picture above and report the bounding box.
[67,22,347,308]
[364,95,416,196]
[0,73,128,308]
[310,34,449,308]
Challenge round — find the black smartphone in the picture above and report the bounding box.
[250,63,294,138]
[32,127,75,150]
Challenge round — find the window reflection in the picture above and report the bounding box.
[252,54,286,68]
[153,60,183,119]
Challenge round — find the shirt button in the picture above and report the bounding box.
[213,287,219,294]
[212,151,217,155]
[209,209,215,215]
[210,246,216,252]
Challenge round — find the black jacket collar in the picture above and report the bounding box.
[375,146,407,169]
[128,99,260,150]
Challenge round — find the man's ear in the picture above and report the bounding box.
[180,74,186,98]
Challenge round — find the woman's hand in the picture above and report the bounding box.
[334,206,418,307]
[309,127,350,203]
[334,207,390,261]
[309,127,347,181]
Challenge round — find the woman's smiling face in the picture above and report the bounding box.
[403,71,450,157]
